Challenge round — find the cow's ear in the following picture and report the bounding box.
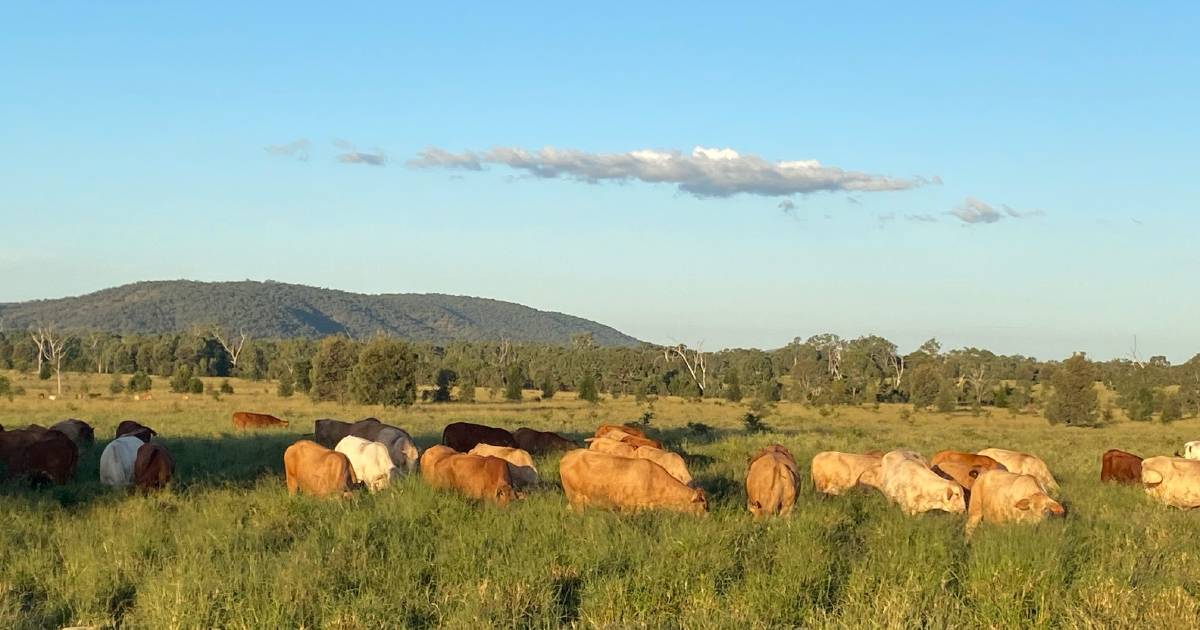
[945,487,955,500]
[692,489,706,503]
[1014,498,1031,510]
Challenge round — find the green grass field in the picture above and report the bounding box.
[2,371,1199,628]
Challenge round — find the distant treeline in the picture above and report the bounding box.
[1,330,1197,421]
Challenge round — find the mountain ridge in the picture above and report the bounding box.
[0,280,641,347]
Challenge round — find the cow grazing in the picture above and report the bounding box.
[1141,456,1200,509]
[7,430,78,484]
[115,420,157,443]
[590,428,663,450]
[594,424,648,440]
[931,451,1007,472]
[442,422,516,452]
[965,469,1065,537]
[977,448,1058,493]
[100,436,147,487]
[880,450,965,515]
[133,443,175,491]
[514,428,576,454]
[931,461,990,506]
[559,450,707,515]
[420,447,518,505]
[335,436,398,492]
[283,440,358,498]
[314,419,354,448]
[232,412,289,429]
[586,437,693,486]
[49,419,95,450]
[1101,449,1143,484]
[746,445,799,518]
[468,444,539,488]
[811,451,885,496]
[1181,441,1200,461]
[350,419,420,473]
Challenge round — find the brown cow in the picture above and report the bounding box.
[594,424,648,439]
[49,419,95,450]
[588,429,663,450]
[133,443,175,491]
[746,445,799,518]
[233,412,289,429]
[560,450,707,515]
[421,446,518,505]
[931,451,1007,472]
[7,430,78,484]
[115,420,157,443]
[283,440,357,498]
[514,428,576,454]
[314,419,354,448]
[1101,449,1143,484]
[442,422,516,452]
[0,428,48,465]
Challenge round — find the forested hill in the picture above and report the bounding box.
[0,280,641,346]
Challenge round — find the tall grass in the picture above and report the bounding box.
[1,371,1198,627]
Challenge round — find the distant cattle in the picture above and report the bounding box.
[100,436,146,487]
[314,419,354,448]
[6,430,77,484]
[746,445,799,518]
[977,448,1058,493]
[1141,456,1200,509]
[115,420,157,443]
[283,440,357,499]
[586,437,693,486]
[1181,441,1200,461]
[49,419,95,450]
[1101,449,1143,484]
[133,443,175,491]
[931,451,1006,473]
[468,444,539,488]
[232,412,288,429]
[442,422,516,452]
[514,428,576,454]
[420,446,518,505]
[811,451,884,496]
[559,450,707,515]
[335,436,397,492]
[880,450,965,515]
[965,469,1065,537]
[349,419,420,473]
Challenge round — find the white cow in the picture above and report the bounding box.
[880,450,966,515]
[1181,441,1200,461]
[99,436,145,487]
[335,436,398,492]
[1142,456,1200,509]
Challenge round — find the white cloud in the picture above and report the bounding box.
[948,197,1045,224]
[334,139,387,166]
[265,139,310,161]
[409,145,934,198]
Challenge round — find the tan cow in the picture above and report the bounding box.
[977,448,1058,493]
[880,450,965,515]
[746,445,799,518]
[559,450,707,515]
[283,440,357,499]
[587,437,693,486]
[468,444,539,488]
[422,448,518,505]
[1141,456,1200,509]
[930,451,1006,472]
[965,469,1065,537]
[810,451,884,496]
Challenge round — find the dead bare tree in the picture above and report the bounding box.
[212,326,248,368]
[887,351,905,392]
[1127,336,1145,369]
[665,343,707,396]
[965,363,988,408]
[31,324,69,397]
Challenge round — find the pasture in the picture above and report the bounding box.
[2,371,1199,628]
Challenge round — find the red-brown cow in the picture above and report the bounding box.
[1101,449,1143,484]
[442,422,516,452]
[133,443,175,491]
[513,428,577,454]
[232,412,289,429]
[7,430,78,484]
[115,420,157,443]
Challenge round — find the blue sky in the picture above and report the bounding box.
[2,2,1197,361]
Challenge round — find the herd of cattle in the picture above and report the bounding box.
[2,413,1200,536]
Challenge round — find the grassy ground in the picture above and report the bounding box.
[2,371,1199,628]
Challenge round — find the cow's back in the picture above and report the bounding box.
[133,443,175,490]
[442,422,516,451]
[10,431,78,484]
[100,436,145,487]
[746,449,799,517]
[284,440,356,498]
[314,419,354,448]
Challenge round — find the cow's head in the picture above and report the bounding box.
[494,484,517,506]
[1014,492,1065,517]
[689,488,708,515]
[941,485,966,514]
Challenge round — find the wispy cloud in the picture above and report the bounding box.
[409,145,935,199]
[265,139,311,161]
[948,197,1044,225]
[778,199,797,212]
[906,213,938,223]
[334,139,387,166]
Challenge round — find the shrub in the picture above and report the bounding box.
[1045,354,1100,427]
[504,365,524,402]
[348,337,418,407]
[0,375,11,401]
[577,373,599,404]
[128,371,152,393]
[219,380,234,394]
[433,369,456,403]
[539,373,557,400]
[457,372,476,403]
[1160,393,1183,423]
[742,411,771,434]
[170,365,194,393]
[188,377,204,394]
[109,373,126,395]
